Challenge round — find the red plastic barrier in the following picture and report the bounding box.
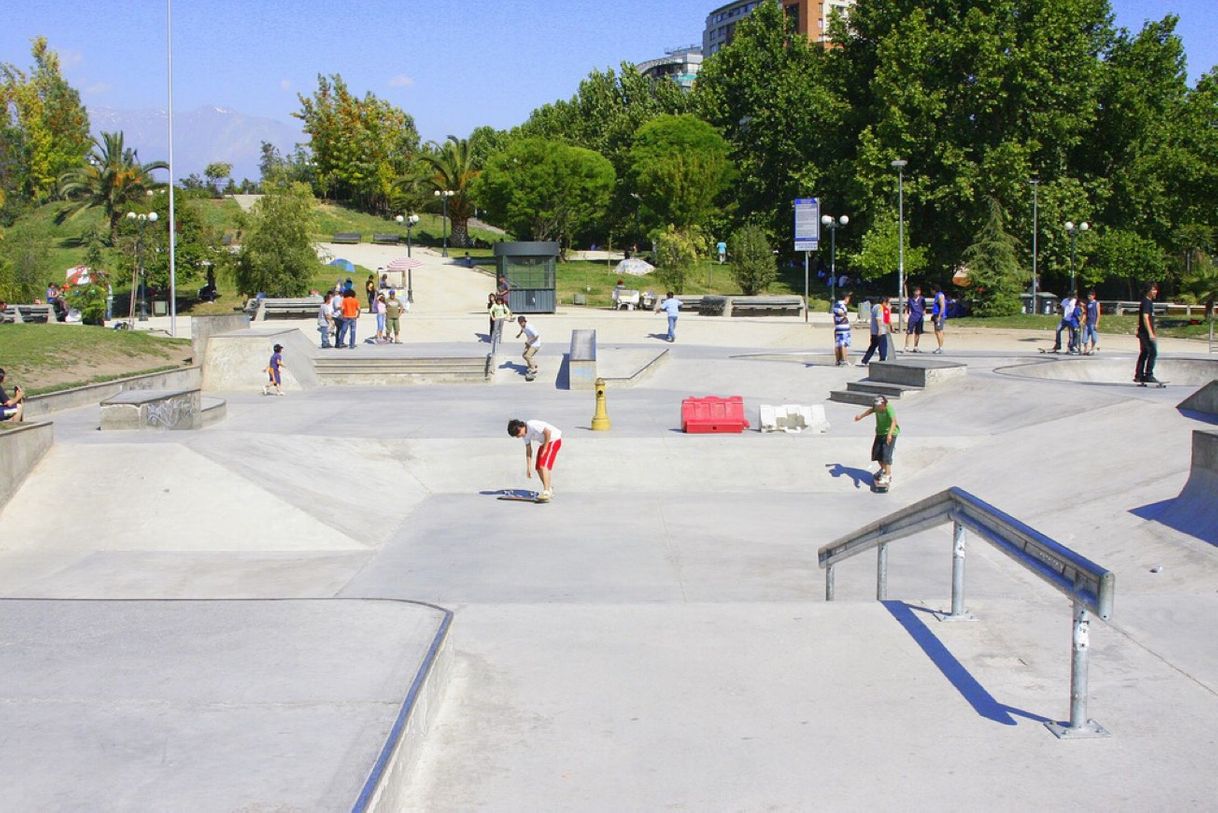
[681,396,750,433]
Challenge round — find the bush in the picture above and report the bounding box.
[654,225,701,293]
[235,182,320,296]
[730,223,776,295]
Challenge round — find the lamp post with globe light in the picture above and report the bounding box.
[395,213,420,303]
[434,190,454,257]
[820,213,849,305]
[891,159,908,331]
[125,210,158,324]
[1065,220,1089,295]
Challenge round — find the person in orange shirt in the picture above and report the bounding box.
[339,289,362,348]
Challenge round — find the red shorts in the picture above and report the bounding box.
[536,438,562,469]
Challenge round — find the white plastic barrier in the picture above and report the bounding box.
[759,404,829,434]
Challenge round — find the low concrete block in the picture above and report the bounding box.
[100,389,202,431]
[569,329,597,390]
[869,358,967,388]
[0,420,53,508]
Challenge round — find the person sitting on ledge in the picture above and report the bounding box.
[0,368,26,423]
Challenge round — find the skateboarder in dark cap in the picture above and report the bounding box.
[855,395,900,488]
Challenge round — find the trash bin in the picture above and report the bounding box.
[153,300,168,316]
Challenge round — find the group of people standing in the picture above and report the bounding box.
[316,275,406,349]
[1051,290,1102,355]
[832,286,948,367]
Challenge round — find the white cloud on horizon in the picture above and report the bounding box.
[389,74,415,88]
[279,79,292,92]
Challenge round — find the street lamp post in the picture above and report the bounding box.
[1065,220,1089,294]
[1030,178,1039,314]
[395,213,420,303]
[891,159,908,332]
[125,210,158,324]
[820,213,849,305]
[434,189,454,257]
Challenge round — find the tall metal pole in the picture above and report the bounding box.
[892,160,907,332]
[166,0,177,337]
[829,224,836,305]
[442,195,449,258]
[1030,178,1039,315]
[803,250,809,323]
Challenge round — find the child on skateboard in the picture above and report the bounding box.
[507,418,562,501]
[855,395,899,489]
[515,316,540,380]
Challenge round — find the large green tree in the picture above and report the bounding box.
[295,74,418,211]
[474,137,615,245]
[234,181,319,296]
[420,136,479,247]
[628,114,734,234]
[0,37,91,203]
[960,198,1023,315]
[56,132,167,241]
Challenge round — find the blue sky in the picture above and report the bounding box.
[2,0,1215,143]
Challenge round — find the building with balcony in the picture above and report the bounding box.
[703,0,854,55]
[637,46,704,91]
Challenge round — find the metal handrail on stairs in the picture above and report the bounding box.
[818,486,1115,739]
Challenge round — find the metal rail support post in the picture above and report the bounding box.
[1046,601,1111,738]
[937,520,974,622]
[876,543,889,600]
[825,564,835,602]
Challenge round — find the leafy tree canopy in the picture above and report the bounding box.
[234,181,319,296]
[628,114,735,234]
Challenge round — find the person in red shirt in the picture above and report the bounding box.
[339,290,361,348]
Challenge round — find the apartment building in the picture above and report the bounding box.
[703,0,855,55]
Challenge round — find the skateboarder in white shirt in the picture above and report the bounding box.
[515,316,541,380]
[507,418,562,501]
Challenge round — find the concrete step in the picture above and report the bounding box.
[201,396,226,427]
[313,357,486,371]
[868,358,967,387]
[845,381,921,398]
[828,389,885,406]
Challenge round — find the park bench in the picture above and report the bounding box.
[568,329,597,390]
[3,304,60,323]
[332,232,361,244]
[612,288,641,310]
[675,295,705,313]
[729,295,804,317]
[247,296,324,321]
[372,233,402,245]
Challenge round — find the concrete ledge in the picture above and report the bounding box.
[191,313,251,365]
[0,420,53,508]
[202,327,321,392]
[200,396,227,427]
[568,329,597,390]
[101,388,202,431]
[23,367,201,419]
[1178,380,1218,417]
[868,358,968,388]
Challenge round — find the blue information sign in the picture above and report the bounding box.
[794,198,820,252]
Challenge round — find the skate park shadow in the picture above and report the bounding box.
[647,332,672,343]
[475,331,491,343]
[556,354,571,389]
[1129,500,1218,546]
[825,463,870,489]
[883,601,1053,727]
[1176,408,1218,426]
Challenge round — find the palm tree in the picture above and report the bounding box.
[420,136,478,247]
[57,132,168,241]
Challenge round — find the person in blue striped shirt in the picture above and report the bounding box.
[832,291,853,367]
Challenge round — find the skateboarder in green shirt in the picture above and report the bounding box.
[855,395,900,488]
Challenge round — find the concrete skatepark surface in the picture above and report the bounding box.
[7,257,1218,809]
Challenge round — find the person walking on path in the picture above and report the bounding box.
[365,274,377,313]
[859,295,890,366]
[317,292,334,349]
[375,294,387,343]
[832,291,853,366]
[330,288,345,349]
[903,286,925,352]
[489,295,512,345]
[1135,282,1160,385]
[1052,291,1078,353]
[263,343,286,396]
[931,285,947,353]
[516,315,541,378]
[0,368,26,423]
[657,291,683,342]
[339,289,361,349]
[855,395,900,487]
[486,293,497,340]
[1083,290,1101,354]
[385,290,404,344]
[508,418,562,502]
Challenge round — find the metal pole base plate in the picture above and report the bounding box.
[1044,719,1111,739]
[933,611,976,623]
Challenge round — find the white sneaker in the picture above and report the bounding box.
[537,490,552,502]
[261,385,269,396]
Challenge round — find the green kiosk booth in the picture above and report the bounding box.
[494,241,559,314]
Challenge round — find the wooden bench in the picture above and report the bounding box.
[249,297,325,321]
[332,232,361,244]
[100,388,202,431]
[3,304,60,323]
[372,233,403,245]
[729,295,804,317]
[568,329,597,390]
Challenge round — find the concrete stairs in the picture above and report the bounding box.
[830,358,967,405]
[313,355,489,385]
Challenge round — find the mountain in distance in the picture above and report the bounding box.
[88,105,303,184]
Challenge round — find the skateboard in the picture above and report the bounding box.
[525,373,537,382]
[1136,380,1168,389]
[498,490,547,503]
[872,475,890,494]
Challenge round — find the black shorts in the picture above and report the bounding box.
[907,318,924,335]
[871,435,897,465]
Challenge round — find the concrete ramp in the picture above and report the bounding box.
[1132,430,1218,545]
[203,327,321,393]
[1003,357,1218,385]
[1178,379,1218,417]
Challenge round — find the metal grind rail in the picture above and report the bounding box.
[818,486,1115,739]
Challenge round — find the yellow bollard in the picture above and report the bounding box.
[591,377,611,431]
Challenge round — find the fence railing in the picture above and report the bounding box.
[818,486,1115,739]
